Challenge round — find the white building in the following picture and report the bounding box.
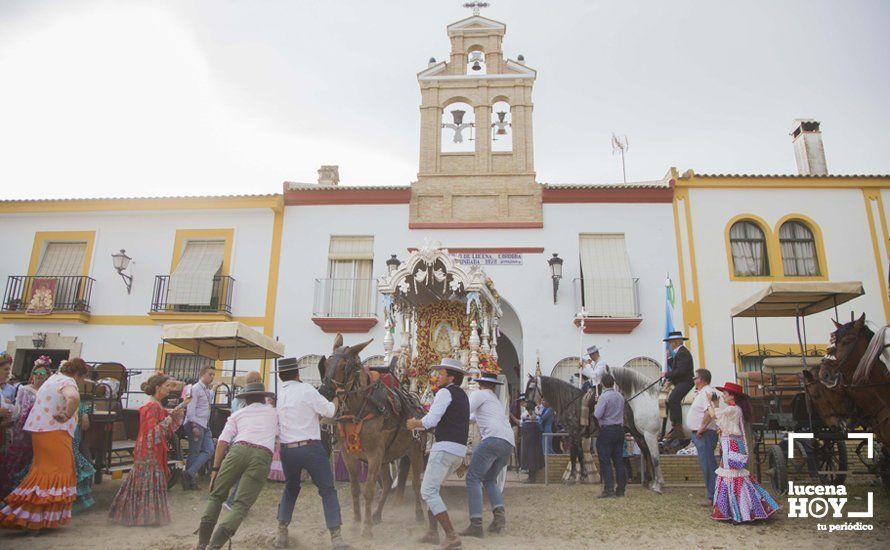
[1,14,888,401]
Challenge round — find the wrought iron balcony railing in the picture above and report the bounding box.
[2,275,95,313]
[151,275,235,314]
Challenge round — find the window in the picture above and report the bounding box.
[37,242,87,276]
[729,221,770,277]
[550,356,581,384]
[779,221,820,276]
[326,236,374,317]
[164,353,214,385]
[167,240,226,306]
[622,356,662,381]
[579,234,637,317]
[295,354,323,385]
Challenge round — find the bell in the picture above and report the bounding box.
[496,111,507,123]
[471,61,482,71]
[451,109,465,125]
[496,126,507,136]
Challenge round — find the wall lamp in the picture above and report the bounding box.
[111,249,134,294]
[548,252,564,304]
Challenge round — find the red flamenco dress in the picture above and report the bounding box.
[109,400,183,526]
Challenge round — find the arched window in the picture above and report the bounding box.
[550,356,581,384]
[490,100,512,152]
[729,220,770,277]
[622,356,662,382]
[441,102,475,153]
[779,220,820,276]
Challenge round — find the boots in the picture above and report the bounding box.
[418,510,439,545]
[206,526,234,550]
[458,517,483,538]
[665,422,684,440]
[329,526,351,550]
[487,507,506,534]
[434,511,461,550]
[274,522,290,549]
[195,521,215,550]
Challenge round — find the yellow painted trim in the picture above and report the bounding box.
[672,187,706,368]
[148,312,233,323]
[0,314,266,326]
[260,207,284,384]
[773,214,829,280]
[0,311,90,323]
[724,214,776,281]
[170,229,235,275]
[863,190,890,322]
[155,343,223,375]
[676,171,890,189]
[0,195,282,214]
[27,231,96,277]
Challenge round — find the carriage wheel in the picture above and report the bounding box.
[765,444,787,495]
[813,439,847,485]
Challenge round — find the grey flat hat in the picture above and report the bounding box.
[275,357,309,373]
[237,381,275,399]
[431,357,468,375]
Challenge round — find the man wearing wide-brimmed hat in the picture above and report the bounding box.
[195,381,278,550]
[662,330,694,441]
[273,357,348,550]
[459,372,514,538]
[406,357,469,549]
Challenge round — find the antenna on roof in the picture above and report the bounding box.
[611,133,629,184]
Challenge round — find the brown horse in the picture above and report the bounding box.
[318,334,426,537]
[819,314,890,445]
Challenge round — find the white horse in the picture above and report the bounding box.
[526,366,690,493]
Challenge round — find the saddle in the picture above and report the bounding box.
[366,375,424,431]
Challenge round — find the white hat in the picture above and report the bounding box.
[431,357,468,375]
[586,345,600,356]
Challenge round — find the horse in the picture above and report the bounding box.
[525,366,667,493]
[317,334,426,537]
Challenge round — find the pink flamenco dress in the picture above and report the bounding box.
[711,405,780,523]
[109,400,183,526]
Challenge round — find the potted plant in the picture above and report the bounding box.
[73,299,88,312]
[5,298,22,311]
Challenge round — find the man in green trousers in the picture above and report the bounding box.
[195,382,279,550]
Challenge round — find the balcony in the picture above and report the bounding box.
[149,275,235,322]
[1,275,95,323]
[312,278,378,333]
[572,277,642,333]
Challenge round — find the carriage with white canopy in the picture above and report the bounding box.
[729,281,865,494]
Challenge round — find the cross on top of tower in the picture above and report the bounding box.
[463,1,490,16]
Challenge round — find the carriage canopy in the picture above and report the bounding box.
[730,281,865,318]
[161,321,285,360]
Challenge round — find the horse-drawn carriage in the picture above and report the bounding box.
[729,281,890,493]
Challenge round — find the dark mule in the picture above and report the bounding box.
[318,334,426,537]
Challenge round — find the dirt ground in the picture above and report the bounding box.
[1,477,887,550]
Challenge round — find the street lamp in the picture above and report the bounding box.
[32,332,47,349]
[548,252,564,304]
[111,249,133,294]
[386,254,401,275]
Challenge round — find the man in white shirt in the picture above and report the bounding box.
[406,358,469,550]
[581,345,609,390]
[686,368,718,506]
[274,358,348,550]
[460,372,514,538]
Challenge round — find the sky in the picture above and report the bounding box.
[1,0,888,199]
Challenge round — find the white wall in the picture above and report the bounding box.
[0,207,276,396]
[274,200,681,390]
[687,187,886,385]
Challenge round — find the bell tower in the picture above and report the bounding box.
[411,10,541,228]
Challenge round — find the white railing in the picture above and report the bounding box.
[573,277,641,317]
[313,278,377,318]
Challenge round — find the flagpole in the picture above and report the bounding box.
[577,306,586,388]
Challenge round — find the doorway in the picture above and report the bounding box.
[16,349,70,381]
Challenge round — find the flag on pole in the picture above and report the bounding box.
[663,276,676,374]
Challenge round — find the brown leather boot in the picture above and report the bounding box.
[665,422,685,440]
[418,510,439,545]
[487,507,506,533]
[434,511,461,549]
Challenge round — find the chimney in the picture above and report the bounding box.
[790,119,827,176]
[317,165,340,186]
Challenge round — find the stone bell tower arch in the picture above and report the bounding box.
[411,13,541,228]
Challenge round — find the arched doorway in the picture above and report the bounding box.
[495,298,522,399]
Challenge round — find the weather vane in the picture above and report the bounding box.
[463,2,490,16]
